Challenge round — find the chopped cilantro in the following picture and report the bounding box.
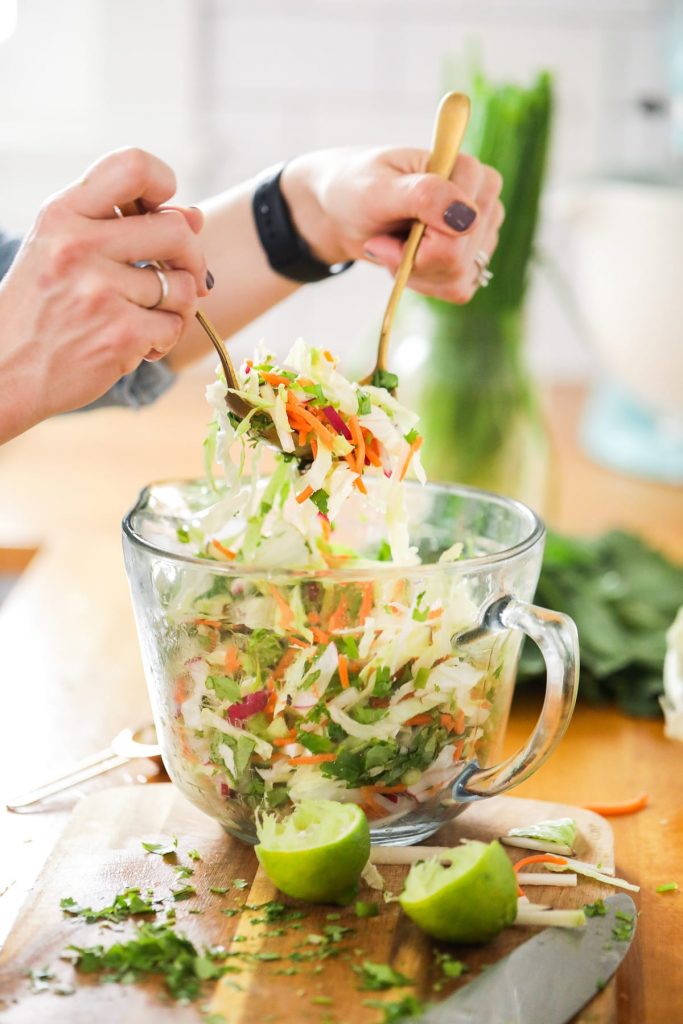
[354,961,413,991]
[434,951,468,979]
[364,995,424,1022]
[187,849,202,862]
[656,882,678,893]
[171,884,197,901]
[371,369,400,391]
[404,428,420,444]
[206,674,241,701]
[355,900,379,919]
[210,886,230,895]
[312,995,333,1005]
[141,836,178,857]
[323,924,354,943]
[612,912,635,942]
[357,391,372,415]
[377,539,392,562]
[584,899,607,917]
[233,878,248,890]
[176,526,191,544]
[66,922,233,1002]
[59,888,158,924]
[309,489,329,515]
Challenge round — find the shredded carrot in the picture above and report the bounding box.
[270,585,295,629]
[428,607,443,620]
[328,596,349,633]
[296,485,314,504]
[364,445,382,468]
[360,787,386,817]
[344,452,357,473]
[583,792,649,816]
[452,739,465,762]
[173,675,188,704]
[298,429,308,446]
[211,539,237,560]
[454,709,465,733]
[319,514,331,541]
[353,477,368,495]
[272,732,297,747]
[296,377,314,387]
[286,395,336,448]
[308,611,320,625]
[398,434,424,482]
[513,854,568,872]
[264,691,277,717]
[323,350,335,363]
[259,371,291,388]
[288,636,310,648]
[310,626,331,645]
[405,713,434,727]
[358,583,374,624]
[194,618,223,629]
[272,647,297,679]
[310,435,318,458]
[338,654,350,689]
[287,753,336,765]
[347,415,366,473]
[224,645,241,675]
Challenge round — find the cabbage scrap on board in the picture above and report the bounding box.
[502,817,578,856]
[157,341,512,830]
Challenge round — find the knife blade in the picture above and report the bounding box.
[415,894,637,1024]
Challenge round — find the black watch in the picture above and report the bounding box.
[252,164,354,283]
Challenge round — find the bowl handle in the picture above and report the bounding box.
[452,595,579,801]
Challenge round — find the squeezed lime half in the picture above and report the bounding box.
[255,799,371,905]
[399,839,517,943]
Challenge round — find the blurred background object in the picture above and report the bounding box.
[1,0,681,481]
[394,69,553,508]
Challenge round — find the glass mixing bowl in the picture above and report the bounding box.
[123,479,578,845]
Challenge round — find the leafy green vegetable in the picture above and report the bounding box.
[506,817,577,850]
[171,884,197,901]
[355,900,379,919]
[60,889,158,924]
[141,836,178,857]
[584,899,607,917]
[612,911,635,942]
[66,922,230,1002]
[656,882,678,893]
[520,530,683,716]
[371,369,400,391]
[354,961,413,991]
[364,995,425,1022]
[309,489,329,516]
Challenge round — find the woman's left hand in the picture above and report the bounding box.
[281,146,504,304]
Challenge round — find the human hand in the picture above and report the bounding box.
[281,146,504,303]
[0,147,209,443]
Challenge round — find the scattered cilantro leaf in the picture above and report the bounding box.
[656,882,678,893]
[141,836,178,857]
[612,911,635,942]
[309,489,329,516]
[364,995,425,1022]
[210,886,230,895]
[355,900,379,919]
[59,888,158,924]
[371,369,400,391]
[354,961,413,991]
[232,878,248,890]
[584,899,607,917]
[357,391,372,415]
[171,884,197,901]
[434,951,468,979]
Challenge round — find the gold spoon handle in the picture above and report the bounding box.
[370,92,471,381]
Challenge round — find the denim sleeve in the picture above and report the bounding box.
[0,230,176,409]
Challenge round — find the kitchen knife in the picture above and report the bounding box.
[414,894,637,1024]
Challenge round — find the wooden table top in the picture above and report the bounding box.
[0,369,681,1022]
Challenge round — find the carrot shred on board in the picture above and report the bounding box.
[513,854,568,872]
[583,792,649,816]
[398,435,424,482]
[338,654,350,689]
[211,539,237,560]
[287,753,336,765]
[224,646,241,675]
[296,486,314,504]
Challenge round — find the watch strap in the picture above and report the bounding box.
[252,165,354,283]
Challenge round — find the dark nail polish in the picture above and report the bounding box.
[206,269,215,290]
[443,202,477,232]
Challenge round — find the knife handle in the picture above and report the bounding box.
[452,595,579,800]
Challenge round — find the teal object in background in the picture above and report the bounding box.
[581,383,683,484]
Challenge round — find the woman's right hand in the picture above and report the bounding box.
[0,147,209,444]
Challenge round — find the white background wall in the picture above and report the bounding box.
[0,0,677,380]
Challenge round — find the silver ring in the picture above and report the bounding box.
[474,249,490,270]
[475,266,494,289]
[137,260,169,310]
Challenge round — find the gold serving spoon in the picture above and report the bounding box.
[360,90,470,387]
[121,92,469,462]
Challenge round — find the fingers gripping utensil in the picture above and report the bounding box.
[360,91,471,387]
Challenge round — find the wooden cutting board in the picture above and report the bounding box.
[0,785,618,1023]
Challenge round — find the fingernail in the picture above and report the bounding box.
[364,249,378,262]
[206,269,215,290]
[443,202,477,232]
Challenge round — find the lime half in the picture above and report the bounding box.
[255,800,370,905]
[399,839,517,943]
